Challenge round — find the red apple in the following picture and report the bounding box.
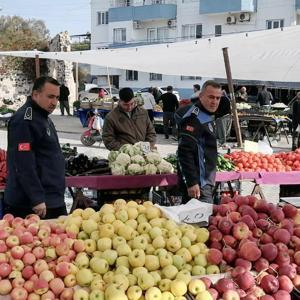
[252,227,263,238]
[260,274,279,294]
[278,275,294,293]
[22,253,36,266]
[273,290,291,300]
[0,229,9,241]
[231,266,246,278]
[260,233,273,244]
[223,290,240,300]
[222,247,237,264]
[273,229,291,244]
[207,248,223,265]
[219,204,231,216]
[11,246,25,260]
[275,251,290,266]
[271,208,285,223]
[32,247,45,259]
[20,232,34,245]
[218,218,233,235]
[228,211,241,223]
[55,262,72,277]
[232,222,250,240]
[200,277,212,289]
[208,288,218,300]
[0,240,8,253]
[33,279,49,295]
[278,264,296,279]
[261,243,278,262]
[0,262,12,277]
[215,278,236,294]
[235,195,249,207]
[33,260,49,275]
[223,235,237,248]
[0,279,12,295]
[59,287,74,300]
[239,241,261,261]
[23,280,34,293]
[21,266,34,280]
[260,295,275,300]
[235,271,255,291]
[210,229,223,242]
[239,205,258,221]
[294,250,300,265]
[254,258,269,272]
[10,287,28,300]
[235,258,252,271]
[282,204,297,218]
[6,235,20,248]
[240,215,256,230]
[12,277,25,288]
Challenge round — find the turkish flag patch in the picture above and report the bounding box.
[18,143,31,151]
[185,125,194,132]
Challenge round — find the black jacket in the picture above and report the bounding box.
[4,97,65,209]
[175,103,217,188]
[160,92,179,112]
[292,99,300,129]
[59,85,70,102]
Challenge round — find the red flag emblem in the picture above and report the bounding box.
[18,143,31,151]
[186,125,194,132]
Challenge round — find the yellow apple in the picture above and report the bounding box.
[72,208,83,217]
[176,248,192,263]
[89,257,109,274]
[115,265,130,275]
[103,271,115,284]
[195,291,213,300]
[73,288,89,300]
[161,291,175,300]
[137,222,151,234]
[195,228,209,243]
[166,236,181,253]
[170,279,187,297]
[127,285,142,300]
[162,265,178,280]
[137,273,155,290]
[132,236,148,250]
[118,225,134,241]
[99,203,115,215]
[145,245,155,255]
[127,207,139,220]
[126,219,138,230]
[89,290,105,300]
[116,256,130,268]
[128,274,137,286]
[189,245,200,257]
[188,279,206,295]
[145,287,162,300]
[128,249,146,268]
[82,207,96,220]
[132,267,148,278]
[112,274,129,291]
[102,213,116,224]
[176,269,192,285]
[76,268,93,286]
[97,237,112,251]
[84,239,96,253]
[98,224,114,238]
[159,278,172,292]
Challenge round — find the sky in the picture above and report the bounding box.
[0,0,91,37]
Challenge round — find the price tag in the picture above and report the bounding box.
[139,142,151,155]
[178,203,213,224]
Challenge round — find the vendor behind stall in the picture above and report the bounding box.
[4,76,67,219]
[102,87,156,151]
[292,91,300,150]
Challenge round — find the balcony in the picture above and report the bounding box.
[109,0,177,22]
[200,0,257,15]
[109,0,176,8]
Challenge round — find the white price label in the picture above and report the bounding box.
[140,142,151,154]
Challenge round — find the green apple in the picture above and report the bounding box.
[137,222,151,234]
[161,291,175,300]
[127,285,142,300]
[118,225,134,240]
[78,231,89,240]
[162,265,178,279]
[195,291,213,300]
[145,245,155,255]
[82,219,98,235]
[137,214,148,224]
[115,209,129,223]
[103,271,115,284]
[116,243,131,256]
[170,279,187,297]
[137,273,155,290]
[188,279,206,295]
[189,245,200,257]
[115,265,130,275]
[132,266,148,278]
[127,207,139,220]
[127,274,137,286]
[89,257,109,274]
[180,236,192,248]
[194,253,207,267]
[98,224,114,238]
[176,269,192,285]
[159,278,172,292]
[191,265,206,276]
[159,253,173,268]
[145,206,161,220]
[126,219,138,230]
[101,249,118,265]
[73,288,89,300]
[195,228,209,243]
[89,289,105,300]
[105,284,127,300]
[197,242,208,254]
[154,248,168,258]
[112,236,126,249]
[128,249,146,268]
[116,256,130,268]
[152,236,166,249]
[76,268,93,286]
[166,236,181,253]
[172,255,185,270]
[102,212,116,224]
[145,255,160,271]
[206,264,220,275]
[112,274,129,291]
[145,287,162,300]
[150,271,161,285]
[176,248,192,263]
[183,264,193,272]
[149,227,162,240]
[132,236,148,250]
[97,237,112,251]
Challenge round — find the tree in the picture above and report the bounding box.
[0,16,50,79]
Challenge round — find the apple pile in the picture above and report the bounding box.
[224,148,300,172]
[207,194,300,299]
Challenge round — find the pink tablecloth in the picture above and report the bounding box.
[256,171,300,185]
[215,171,240,182]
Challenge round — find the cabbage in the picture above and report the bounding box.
[144,164,157,175]
[115,153,131,166]
[157,159,174,174]
[145,151,162,165]
[108,150,119,162]
[131,155,146,166]
[127,163,144,175]
[119,144,136,157]
[110,162,126,175]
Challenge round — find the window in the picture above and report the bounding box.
[126,70,138,81]
[181,76,202,80]
[113,28,126,43]
[97,11,108,25]
[182,24,202,40]
[157,27,169,42]
[215,25,222,37]
[150,73,162,81]
[266,19,284,29]
[147,28,156,43]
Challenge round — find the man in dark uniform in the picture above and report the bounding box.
[4,76,67,219]
[175,80,222,204]
[59,83,71,116]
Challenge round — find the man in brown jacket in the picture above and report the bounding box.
[102,87,156,151]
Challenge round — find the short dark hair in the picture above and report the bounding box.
[32,76,60,93]
[202,80,221,92]
[193,84,200,91]
[148,87,153,93]
[166,85,173,91]
[119,87,134,102]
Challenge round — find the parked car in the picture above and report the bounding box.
[136,87,180,101]
[79,85,119,102]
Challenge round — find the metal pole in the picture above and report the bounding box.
[106,66,113,110]
[75,62,79,101]
[35,55,40,78]
[222,47,243,147]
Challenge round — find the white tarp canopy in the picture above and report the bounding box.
[1,26,300,82]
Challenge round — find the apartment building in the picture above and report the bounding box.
[90,0,300,97]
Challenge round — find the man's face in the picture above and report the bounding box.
[32,83,60,114]
[199,85,222,113]
[119,98,136,112]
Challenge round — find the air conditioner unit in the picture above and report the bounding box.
[133,20,142,29]
[226,16,236,24]
[239,12,251,22]
[167,19,176,28]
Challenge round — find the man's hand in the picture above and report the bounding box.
[32,203,47,218]
[187,184,200,199]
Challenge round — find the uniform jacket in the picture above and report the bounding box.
[102,104,156,151]
[292,99,300,129]
[175,103,217,189]
[4,97,65,209]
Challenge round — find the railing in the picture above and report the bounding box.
[109,0,177,8]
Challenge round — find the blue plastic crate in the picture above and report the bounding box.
[78,108,92,127]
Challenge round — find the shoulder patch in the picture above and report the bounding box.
[185,125,194,132]
[24,107,32,120]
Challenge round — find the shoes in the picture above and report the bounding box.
[165,135,169,139]
[171,137,178,141]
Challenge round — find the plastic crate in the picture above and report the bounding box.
[152,190,182,206]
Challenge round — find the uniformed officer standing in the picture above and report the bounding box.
[175,80,222,204]
[4,76,67,219]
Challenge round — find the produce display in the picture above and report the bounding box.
[207,194,300,299]
[164,154,177,172]
[108,143,174,176]
[225,148,300,172]
[0,148,7,190]
[217,155,235,172]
